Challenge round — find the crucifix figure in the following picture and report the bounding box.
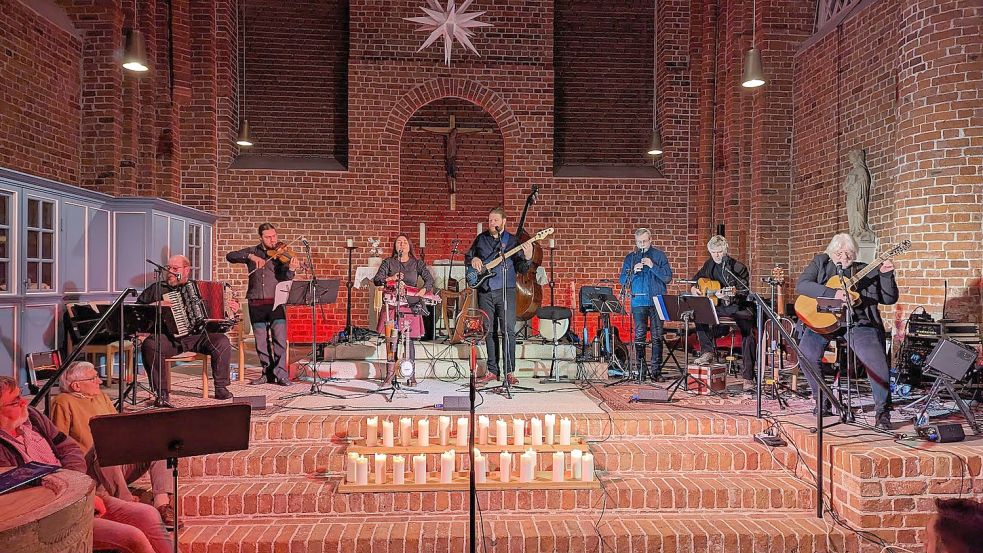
[411,115,494,210]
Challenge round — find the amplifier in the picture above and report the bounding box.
[917,422,965,443]
[926,338,979,381]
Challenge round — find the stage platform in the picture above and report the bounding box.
[91,347,983,552]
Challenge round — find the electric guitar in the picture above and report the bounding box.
[465,228,555,289]
[794,239,911,334]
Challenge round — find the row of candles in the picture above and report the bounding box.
[346,448,595,486]
[364,415,575,448]
[345,225,558,250]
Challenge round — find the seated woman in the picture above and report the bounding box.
[372,234,437,339]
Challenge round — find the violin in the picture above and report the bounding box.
[266,242,300,263]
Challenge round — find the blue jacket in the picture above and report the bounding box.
[619,247,673,308]
[464,231,531,292]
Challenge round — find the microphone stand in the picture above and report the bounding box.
[827,264,856,428]
[144,259,178,408]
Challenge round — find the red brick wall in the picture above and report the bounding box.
[0,0,82,184]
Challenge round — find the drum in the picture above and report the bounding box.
[537,306,572,343]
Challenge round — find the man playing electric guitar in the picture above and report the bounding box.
[795,233,898,430]
[466,207,534,385]
[690,235,757,392]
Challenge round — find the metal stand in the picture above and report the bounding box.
[480,240,532,399]
[343,243,356,343]
[376,283,429,402]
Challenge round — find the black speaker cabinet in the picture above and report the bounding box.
[921,422,965,443]
[926,339,978,381]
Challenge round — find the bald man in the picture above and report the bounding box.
[136,255,234,406]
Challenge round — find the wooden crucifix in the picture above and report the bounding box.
[410,115,495,210]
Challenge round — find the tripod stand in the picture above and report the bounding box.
[657,295,725,400]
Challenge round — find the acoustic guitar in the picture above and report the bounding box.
[696,278,736,306]
[794,239,911,334]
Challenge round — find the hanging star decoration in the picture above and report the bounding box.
[404,0,492,66]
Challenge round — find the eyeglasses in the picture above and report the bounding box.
[1,396,25,408]
[166,265,187,271]
[71,375,102,385]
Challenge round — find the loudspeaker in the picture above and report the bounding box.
[919,422,965,443]
[630,388,669,403]
[440,395,470,411]
[926,338,978,381]
[233,395,267,410]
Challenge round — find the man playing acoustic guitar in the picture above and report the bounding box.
[795,233,898,430]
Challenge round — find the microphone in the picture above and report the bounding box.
[834,261,846,277]
[299,236,309,246]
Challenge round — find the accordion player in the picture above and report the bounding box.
[135,255,238,406]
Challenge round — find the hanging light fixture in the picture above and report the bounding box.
[741,0,766,88]
[648,1,663,156]
[236,0,254,147]
[122,18,148,72]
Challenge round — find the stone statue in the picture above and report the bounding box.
[843,148,876,243]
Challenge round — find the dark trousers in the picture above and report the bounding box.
[696,304,757,381]
[478,287,517,376]
[250,303,289,381]
[141,332,232,398]
[797,326,891,414]
[632,306,664,377]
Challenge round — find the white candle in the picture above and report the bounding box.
[496,419,508,446]
[544,414,556,445]
[570,449,583,480]
[418,418,430,447]
[549,238,555,249]
[519,450,535,483]
[400,417,412,447]
[552,451,565,482]
[366,417,378,447]
[393,455,405,485]
[559,418,572,446]
[475,450,487,484]
[456,417,469,447]
[413,454,427,484]
[346,238,354,249]
[530,417,543,446]
[478,223,483,234]
[581,453,594,482]
[355,456,369,485]
[440,450,455,484]
[478,415,489,445]
[346,452,359,483]
[499,451,511,483]
[382,420,394,448]
[420,223,426,248]
[374,453,387,484]
[438,416,451,446]
[513,419,525,447]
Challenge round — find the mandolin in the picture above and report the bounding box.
[794,239,911,334]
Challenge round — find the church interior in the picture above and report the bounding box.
[0,0,981,552]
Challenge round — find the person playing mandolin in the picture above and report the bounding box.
[372,234,437,339]
[226,223,301,386]
[690,235,758,392]
[467,207,534,386]
[795,233,897,430]
[619,228,673,382]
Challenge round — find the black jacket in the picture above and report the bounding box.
[693,257,751,307]
[796,253,899,329]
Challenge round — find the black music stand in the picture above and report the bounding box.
[280,279,345,400]
[90,404,251,553]
[656,295,723,400]
[114,304,172,408]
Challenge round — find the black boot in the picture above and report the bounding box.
[214,386,233,400]
[875,409,892,430]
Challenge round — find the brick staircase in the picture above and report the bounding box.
[173,411,861,552]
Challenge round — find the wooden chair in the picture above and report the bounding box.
[439,289,462,336]
[64,303,135,387]
[164,352,211,398]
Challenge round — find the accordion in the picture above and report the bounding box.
[162,280,237,338]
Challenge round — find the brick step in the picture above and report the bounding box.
[177,471,815,517]
[249,411,770,442]
[178,438,793,478]
[177,511,857,553]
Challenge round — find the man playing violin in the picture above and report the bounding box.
[226,223,301,386]
[372,234,437,339]
[689,235,757,391]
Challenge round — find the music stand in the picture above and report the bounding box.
[113,304,172,408]
[656,295,724,400]
[279,279,345,400]
[89,404,251,553]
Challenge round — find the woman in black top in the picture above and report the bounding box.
[372,234,436,338]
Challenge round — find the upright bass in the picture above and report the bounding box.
[513,185,544,321]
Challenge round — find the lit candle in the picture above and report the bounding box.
[440,449,456,484]
[552,451,565,482]
[346,238,354,249]
[513,418,525,447]
[366,417,378,447]
[355,456,369,485]
[382,419,394,448]
[374,453,387,484]
[438,416,451,446]
[474,450,487,484]
[496,419,508,446]
[544,414,556,445]
[399,417,412,447]
[478,415,489,445]
[418,418,430,447]
[456,417,469,447]
[549,238,555,249]
[559,417,571,446]
[392,455,405,485]
[420,223,426,248]
[570,449,583,480]
[530,417,543,446]
[413,454,428,484]
[478,223,483,234]
[499,451,511,483]
[346,452,359,483]
[581,453,594,482]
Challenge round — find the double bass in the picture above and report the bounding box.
[512,185,544,321]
